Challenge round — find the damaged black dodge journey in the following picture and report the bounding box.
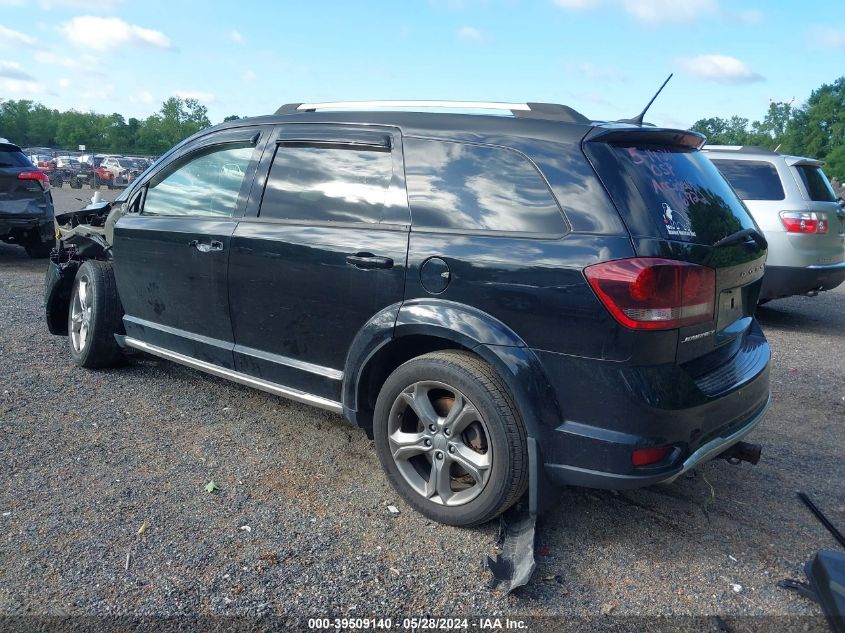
[45,100,771,526]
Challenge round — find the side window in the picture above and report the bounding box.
[404,138,566,234]
[260,143,393,223]
[710,159,785,201]
[142,143,254,218]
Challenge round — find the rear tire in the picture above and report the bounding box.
[70,178,82,189]
[68,260,124,368]
[373,350,528,527]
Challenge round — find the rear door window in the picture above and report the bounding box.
[793,165,836,202]
[710,159,785,201]
[260,143,395,224]
[600,144,758,245]
[403,138,566,235]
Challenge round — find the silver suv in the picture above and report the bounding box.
[705,145,845,301]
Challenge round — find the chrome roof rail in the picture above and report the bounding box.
[290,100,531,112]
[274,101,591,124]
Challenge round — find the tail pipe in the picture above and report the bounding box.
[719,441,762,465]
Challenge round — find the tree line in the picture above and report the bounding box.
[691,76,845,181]
[2,77,843,179]
[0,96,241,156]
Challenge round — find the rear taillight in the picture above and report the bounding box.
[584,258,715,330]
[18,170,50,190]
[780,211,828,234]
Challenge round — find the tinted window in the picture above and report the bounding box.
[404,138,565,234]
[710,159,785,201]
[142,144,253,218]
[794,165,836,202]
[260,144,393,223]
[607,145,757,245]
[0,148,34,167]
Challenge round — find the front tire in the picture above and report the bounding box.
[68,260,124,368]
[374,350,528,527]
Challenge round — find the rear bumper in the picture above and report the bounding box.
[533,321,771,490]
[0,216,54,240]
[760,262,845,299]
[543,394,770,489]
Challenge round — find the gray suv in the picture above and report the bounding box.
[705,145,845,301]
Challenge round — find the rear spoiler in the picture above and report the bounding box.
[585,126,706,150]
[784,156,824,168]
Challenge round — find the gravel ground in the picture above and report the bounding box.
[0,187,842,630]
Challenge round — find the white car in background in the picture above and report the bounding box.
[705,145,845,302]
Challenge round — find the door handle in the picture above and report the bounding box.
[346,252,394,269]
[189,239,224,253]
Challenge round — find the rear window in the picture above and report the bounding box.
[710,159,785,201]
[0,148,33,168]
[404,138,566,234]
[603,145,758,245]
[793,165,836,202]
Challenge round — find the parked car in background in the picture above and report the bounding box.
[45,101,771,526]
[0,140,55,257]
[100,156,141,186]
[705,145,845,301]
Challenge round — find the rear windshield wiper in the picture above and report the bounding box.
[713,227,767,249]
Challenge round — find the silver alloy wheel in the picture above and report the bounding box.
[70,275,92,353]
[387,380,492,507]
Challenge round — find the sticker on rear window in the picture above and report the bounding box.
[661,203,697,238]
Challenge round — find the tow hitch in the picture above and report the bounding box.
[718,441,762,465]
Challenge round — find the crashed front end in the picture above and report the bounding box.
[45,197,120,335]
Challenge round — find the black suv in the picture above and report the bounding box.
[1,140,55,257]
[45,102,771,526]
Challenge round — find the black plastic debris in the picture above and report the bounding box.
[782,551,845,633]
[798,492,845,549]
[486,502,536,593]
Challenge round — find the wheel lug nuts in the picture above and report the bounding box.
[428,424,436,433]
[448,446,455,453]
[444,428,451,436]
[435,451,444,460]
[424,439,431,447]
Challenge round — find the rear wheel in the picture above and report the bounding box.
[70,178,82,189]
[68,260,124,368]
[374,350,528,526]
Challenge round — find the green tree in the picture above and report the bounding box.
[223,115,241,122]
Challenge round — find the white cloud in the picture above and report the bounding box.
[230,30,244,44]
[34,51,76,68]
[175,90,216,103]
[61,16,171,51]
[58,77,71,88]
[808,26,845,50]
[0,24,36,47]
[731,9,763,25]
[574,61,626,81]
[39,0,121,8]
[677,54,764,84]
[553,0,601,9]
[242,70,256,82]
[457,25,484,42]
[552,0,722,24]
[0,60,33,80]
[622,0,718,24]
[1,78,48,94]
[129,90,154,105]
